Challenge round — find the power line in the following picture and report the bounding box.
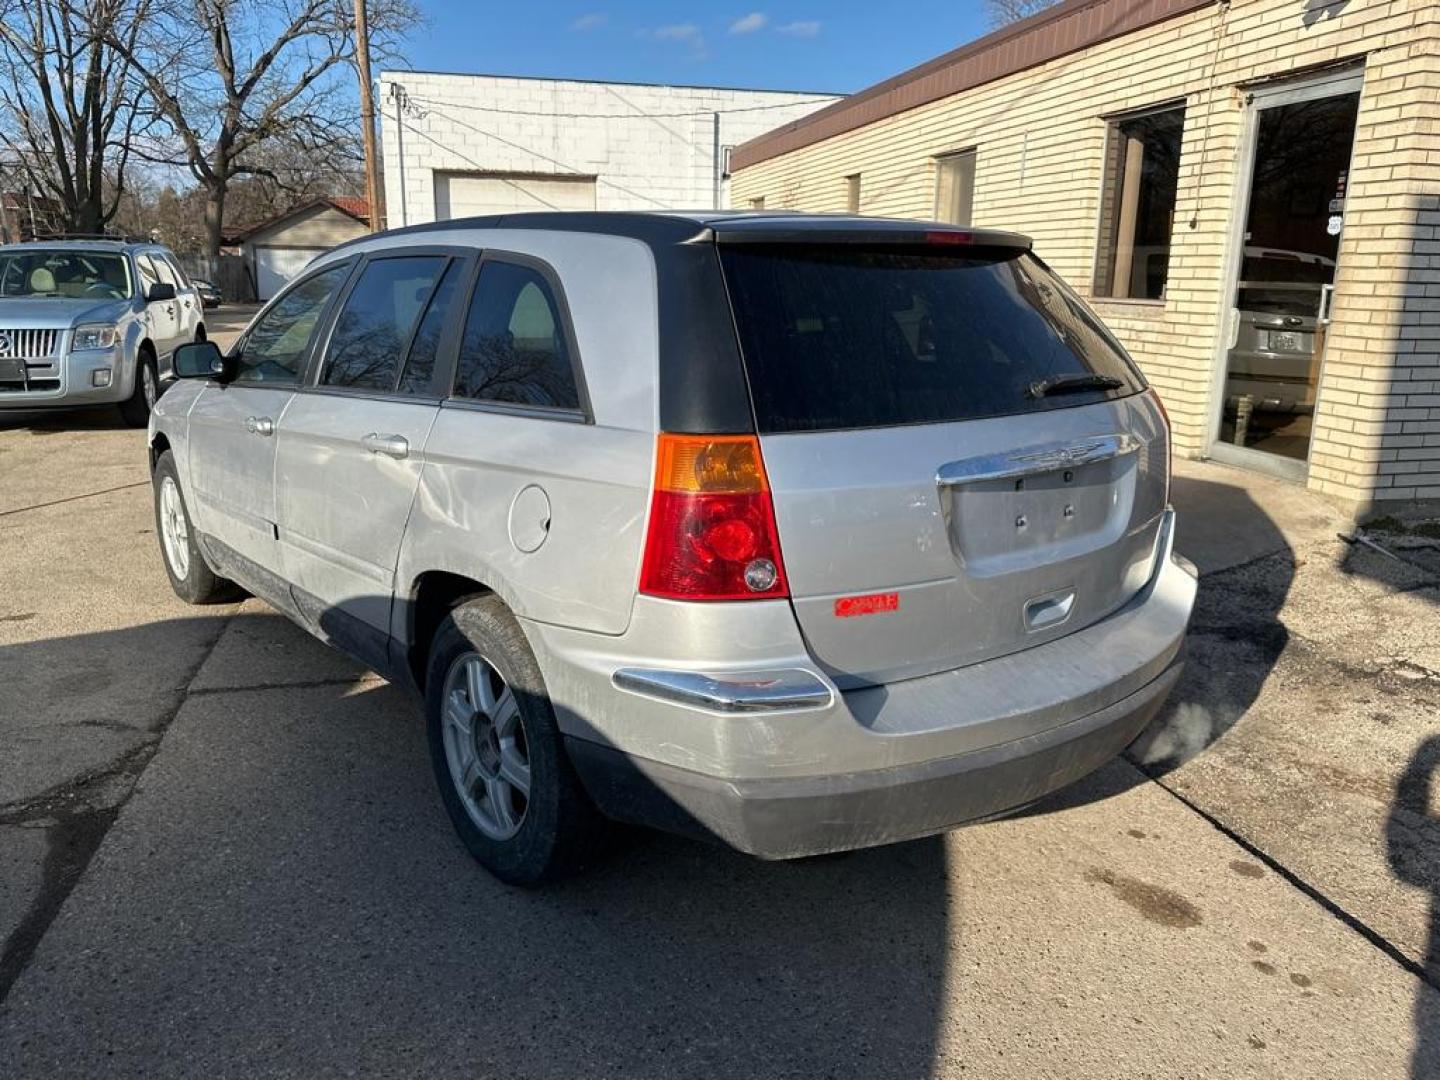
[397,104,671,209]
[397,122,562,210]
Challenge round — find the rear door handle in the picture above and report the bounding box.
[361,432,409,459]
[245,415,274,437]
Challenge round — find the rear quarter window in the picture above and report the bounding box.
[719,246,1143,433]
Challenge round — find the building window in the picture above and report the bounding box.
[750,197,766,209]
[844,174,861,214]
[1094,105,1185,301]
[934,149,976,226]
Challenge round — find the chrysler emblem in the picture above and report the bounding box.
[0,334,11,357]
[1012,441,1107,470]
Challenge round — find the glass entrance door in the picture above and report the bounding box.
[1214,80,1361,471]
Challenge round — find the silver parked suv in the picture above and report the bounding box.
[0,240,206,425]
[148,212,1196,885]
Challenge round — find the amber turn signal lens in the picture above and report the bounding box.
[653,434,769,494]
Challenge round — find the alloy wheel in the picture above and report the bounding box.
[441,652,531,840]
[159,476,190,579]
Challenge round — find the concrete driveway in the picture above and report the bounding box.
[1,398,1437,1077]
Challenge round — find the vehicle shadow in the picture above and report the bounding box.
[1121,471,1294,779]
[1386,736,1440,1080]
[0,614,953,1078]
[0,406,127,433]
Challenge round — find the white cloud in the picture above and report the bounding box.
[638,22,708,59]
[644,23,703,42]
[729,12,768,34]
[776,19,821,37]
[570,13,606,31]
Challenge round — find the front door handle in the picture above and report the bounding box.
[361,432,409,459]
[245,415,274,437]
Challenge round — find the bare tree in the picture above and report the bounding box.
[984,0,1061,27]
[109,0,414,258]
[0,0,152,235]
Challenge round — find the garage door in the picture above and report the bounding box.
[255,247,320,301]
[434,172,597,219]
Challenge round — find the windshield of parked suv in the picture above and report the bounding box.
[720,246,1143,433]
[0,250,133,301]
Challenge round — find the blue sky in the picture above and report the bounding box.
[395,2,994,94]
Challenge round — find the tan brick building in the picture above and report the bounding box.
[729,0,1440,510]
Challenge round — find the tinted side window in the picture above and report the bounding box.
[322,256,447,390]
[398,261,463,395]
[236,264,349,385]
[453,261,579,410]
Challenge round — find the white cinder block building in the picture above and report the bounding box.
[377,72,841,227]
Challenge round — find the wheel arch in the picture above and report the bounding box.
[148,431,171,473]
[405,571,497,693]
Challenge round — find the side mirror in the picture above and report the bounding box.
[147,282,177,303]
[172,340,231,381]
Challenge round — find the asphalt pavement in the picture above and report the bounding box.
[1,342,1438,1077]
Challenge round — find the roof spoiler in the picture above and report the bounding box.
[708,219,1031,250]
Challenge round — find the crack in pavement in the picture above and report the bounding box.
[0,481,149,519]
[1142,768,1440,994]
[0,611,236,1003]
[1135,530,1440,995]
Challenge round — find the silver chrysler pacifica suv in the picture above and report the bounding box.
[149,212,1196,885]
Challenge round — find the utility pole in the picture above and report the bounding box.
[353,0,381,233]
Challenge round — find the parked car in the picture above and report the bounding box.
[1223,246,1336,415]
[192,278,223,309]
[148,212,1196,885]
[0,240,206,426]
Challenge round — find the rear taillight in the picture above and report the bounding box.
[639,434,789,601]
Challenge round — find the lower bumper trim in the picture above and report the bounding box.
[569,653,1183,859]
[611,666,834,714]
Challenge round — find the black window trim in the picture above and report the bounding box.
[227,258,359,390]
[441,248,593,425]
[302,244,475,403]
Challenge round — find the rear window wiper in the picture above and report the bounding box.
[1027,372,1124,399]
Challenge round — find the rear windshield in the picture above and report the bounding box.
[719,246,1143,433]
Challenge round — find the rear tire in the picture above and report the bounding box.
[425,596,608,885]
[152,449,241,604]
[119,349,158,428]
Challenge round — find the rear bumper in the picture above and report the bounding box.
[524,509,1196,857]
[569,650,1181,858]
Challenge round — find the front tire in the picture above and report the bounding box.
[119,350,158,428]
[425,596,607,885]
[152,450,240,604]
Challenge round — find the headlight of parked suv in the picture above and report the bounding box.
[72,324,119,350]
